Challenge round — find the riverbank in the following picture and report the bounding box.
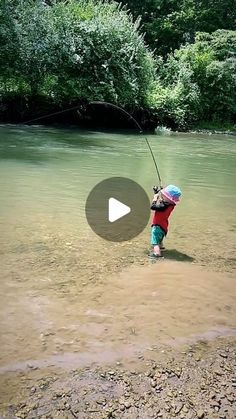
[0,260,235,418]
[1,336,235,419]
[0,96,157,131]
[1,96,235,134]
[190,122,236,137]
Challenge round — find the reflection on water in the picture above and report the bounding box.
[0,125,235,371]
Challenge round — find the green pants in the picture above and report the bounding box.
[151,225,165,245]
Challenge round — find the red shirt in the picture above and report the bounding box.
[151,203,175,234]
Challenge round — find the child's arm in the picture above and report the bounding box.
[150,194,167,211]
[150,200,167,211]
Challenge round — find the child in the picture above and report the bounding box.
[150,184,182,258]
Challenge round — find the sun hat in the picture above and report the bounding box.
[161,185,182,204]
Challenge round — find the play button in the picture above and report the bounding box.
[85,177,150,242]
[108,198,130,222]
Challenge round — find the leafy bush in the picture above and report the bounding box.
[147,69,200,129]
[118,0,236,57]
[147,30,236,127]
[172,30,236,122]
[0,0,155,106]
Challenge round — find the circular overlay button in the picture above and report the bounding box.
[85,177,150,242]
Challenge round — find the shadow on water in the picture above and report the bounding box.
[0,126,117,164]
[0,146,52,165]
[163,249,195,262]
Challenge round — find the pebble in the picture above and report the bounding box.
[219,352,228,358]
[182,405,189,413]
[3,342,236,419]
[174,402,183,414]
[96,398,106,405]
[211,401,220,408]
[150,379,157,388]
[173,368,182,378]
[214,369,223,376]
[27,363,38,370]
[124,401,131,409]
[55,391,64,398]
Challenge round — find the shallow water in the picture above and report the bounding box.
[0,125,236,374]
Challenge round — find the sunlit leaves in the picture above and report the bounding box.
[0,0,155,105]
[147,29,236,127]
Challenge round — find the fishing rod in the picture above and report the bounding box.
[90,101,162,187]
[144,137,162,188]
[24,100,162,187]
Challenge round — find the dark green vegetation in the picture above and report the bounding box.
[0,0,235,129]
[0,0,154,110]
[119,0,236,57]
[148,30,236,129]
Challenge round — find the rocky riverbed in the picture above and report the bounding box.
[0,259,236,418]
[1,337,235,419]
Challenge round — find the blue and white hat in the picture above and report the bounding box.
[162,185,182,204]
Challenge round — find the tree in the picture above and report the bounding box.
[0,0,57,96]
[0,0,155,106]
[147,30,236,127]
[118,0,236,56]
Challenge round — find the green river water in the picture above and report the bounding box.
[1,125,235,267]
[0,125,235,373]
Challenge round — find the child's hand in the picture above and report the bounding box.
[153,193,159,201]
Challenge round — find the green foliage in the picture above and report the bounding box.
[147,68,200,129]
[167,30,236,123]
[119,0,236,57]
[0,0,155,106]
[146,30,236,128]
[196,121,236,133]
[0,1,235,129]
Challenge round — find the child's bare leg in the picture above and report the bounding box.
[153,245,161,256]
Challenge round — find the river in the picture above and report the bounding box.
[0,125,235,381]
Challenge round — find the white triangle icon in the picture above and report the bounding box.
[108,198,131,223]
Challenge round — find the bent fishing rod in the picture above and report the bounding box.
[24,101,162,187]
[90,101,162,187]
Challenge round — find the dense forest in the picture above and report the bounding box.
[0,0,235,130]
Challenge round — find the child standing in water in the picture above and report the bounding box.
[150,185,182,258]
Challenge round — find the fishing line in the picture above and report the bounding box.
[24,104,82,124]
[90,101,162,187]
[24,100,162,186]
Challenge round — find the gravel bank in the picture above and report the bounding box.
[1,338,235,419]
